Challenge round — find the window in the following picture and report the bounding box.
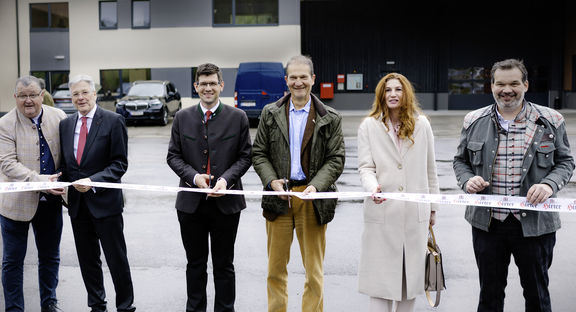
[31,71,69,93]
[448,67,489,95]
[100,68,151,97]
[30,3,69,31]
[132,0,150,29]
[100,1,118,29]
[214,0,278,26]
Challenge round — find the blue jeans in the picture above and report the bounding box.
[0,200,63,311]
[472,214,555,312]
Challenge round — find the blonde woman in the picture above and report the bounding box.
[357,73,440,312]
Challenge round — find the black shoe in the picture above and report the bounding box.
[90,309,107,312]
[41,303,63,312]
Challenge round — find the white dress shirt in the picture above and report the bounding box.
[73,105,97,159]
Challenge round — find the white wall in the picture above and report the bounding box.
[68,0,301,78]
[0,0,19,112]
[1,0,301,112]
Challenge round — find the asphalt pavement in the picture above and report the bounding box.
[3,109,576,311]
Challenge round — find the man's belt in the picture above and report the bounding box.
[288,179,307,187]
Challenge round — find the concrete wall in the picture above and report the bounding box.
[0,0,19,112]
[151,68,193,97]
[322,92,450,112]
[68,0,301,80]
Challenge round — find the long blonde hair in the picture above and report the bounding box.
[368,73,422,144]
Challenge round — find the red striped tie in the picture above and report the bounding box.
[205,110,212,175]
[77,116,87,164]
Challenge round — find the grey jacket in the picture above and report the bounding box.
[252,94,345,224]
[453,102,575,237]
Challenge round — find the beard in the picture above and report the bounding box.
[494,92,524,111]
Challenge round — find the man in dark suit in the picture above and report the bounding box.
[59,74,135,312]
[167,63,252,312]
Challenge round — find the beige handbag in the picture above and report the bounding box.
[425,225,446,307]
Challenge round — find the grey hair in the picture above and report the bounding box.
[14,76,42,94]
[69,74,96,91]
[38,77,46,89]
[286,55,314,76]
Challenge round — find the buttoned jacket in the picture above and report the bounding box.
[357,114,439,300]
[167,103,252,215]
[453,102,575,236]
[0,105,66,221]
[59,107,128,219]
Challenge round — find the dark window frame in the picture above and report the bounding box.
[30,2,69,32]
[99,1,118,30]
[100,68,151,97]
[213,0,279,27]
[131,0,151,29]
[30,70,70,93]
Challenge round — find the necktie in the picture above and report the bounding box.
[205,110,212,175]
[77,116,88,164]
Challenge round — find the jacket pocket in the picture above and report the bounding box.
[467,141,484,166]
[221,134,236,141]
[183,134,196,141]
[536,144,556,168]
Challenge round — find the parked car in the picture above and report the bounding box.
[52,88,75,114]
[234,62,287,126]
[115,80,181,126]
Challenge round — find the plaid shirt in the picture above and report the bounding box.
[491,103,539,221]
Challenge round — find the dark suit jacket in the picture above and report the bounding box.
[59,107,128,219]
[167,103,252,215]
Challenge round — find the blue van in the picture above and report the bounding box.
[234,62,287,124]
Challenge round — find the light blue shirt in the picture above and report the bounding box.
[289,99,311,180]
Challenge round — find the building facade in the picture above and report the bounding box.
[1,0,300,111]
[2,0,576,112]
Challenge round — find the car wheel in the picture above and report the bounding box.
[159,108,168,126]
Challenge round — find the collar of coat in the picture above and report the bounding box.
[275,93,328,118]
[462,101,565,130]
[196,102,224,120]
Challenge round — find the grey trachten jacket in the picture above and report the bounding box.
[252,94,345,225]
[453,102,575,237]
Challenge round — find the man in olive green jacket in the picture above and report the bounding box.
[252,55,345,312]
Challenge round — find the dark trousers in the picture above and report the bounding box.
[177,200,241,312]
[472,215,556,312]
[0,200,62,312]
[70,199,135,312]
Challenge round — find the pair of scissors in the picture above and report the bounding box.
[283,177,292,209]
[206,175,212,200]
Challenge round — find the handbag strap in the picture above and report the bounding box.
[429,224,437,246]
[426,289,442,307]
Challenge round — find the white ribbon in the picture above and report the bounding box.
[1,181,575,213]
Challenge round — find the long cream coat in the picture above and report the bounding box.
[357,114,440,300]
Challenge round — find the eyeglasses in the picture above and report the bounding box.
[16,93,41,101]
[196,82,221,88]
[71,90,92,98]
